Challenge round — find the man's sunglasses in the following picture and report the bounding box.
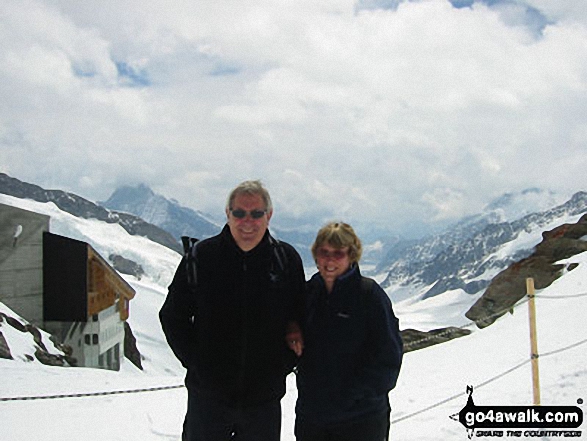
[316,248,348,260]
[230,209,267,219]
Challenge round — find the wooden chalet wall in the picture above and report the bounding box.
[87,248,134,320]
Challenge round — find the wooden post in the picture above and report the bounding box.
[526,277,541,405]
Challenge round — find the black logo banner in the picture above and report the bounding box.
[451,386,583,439]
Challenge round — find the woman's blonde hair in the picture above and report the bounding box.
[311,222,362,265]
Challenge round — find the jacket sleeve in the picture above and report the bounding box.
[159,257,197,369]
[352,282,403,398]
[282,243,307,371]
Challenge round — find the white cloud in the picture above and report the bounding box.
[523,0,587,24]
[1,0,586,236]
[421,187,467,221]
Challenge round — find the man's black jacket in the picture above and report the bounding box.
[159,225,305,407]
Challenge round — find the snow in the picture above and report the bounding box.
[1,194,586,440]
[395,288,483,331]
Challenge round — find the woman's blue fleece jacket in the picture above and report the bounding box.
[295,265,403,426]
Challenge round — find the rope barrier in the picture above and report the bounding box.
[1,288,584,409]
[393,337,587,425]
[536,291,587,299]
[402,295,530,351]
[2,335,585,405]
[392,359,530,424]
[540,337,587,358]
[392,288,587,425]
[401,289,587,351]
[0,384,184,402]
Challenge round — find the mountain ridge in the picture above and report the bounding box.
[2,175,586,355]
[0,173,182,254]
[101,183,318,264]
[2,172,585,303]
[379,191,587,303]
[100,183,221,242]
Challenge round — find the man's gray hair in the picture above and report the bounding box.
[226,180,273,212]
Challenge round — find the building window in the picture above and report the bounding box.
[84,334,99,345]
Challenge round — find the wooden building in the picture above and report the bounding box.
[0,203,135,370]
[0,204,48,324]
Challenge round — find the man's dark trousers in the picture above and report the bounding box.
[182,388,281,441]
[294,409,390,441]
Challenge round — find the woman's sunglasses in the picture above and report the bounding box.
[316,248,348,260]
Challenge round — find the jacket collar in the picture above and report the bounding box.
[311,263,361,293]
[220,223,272,256]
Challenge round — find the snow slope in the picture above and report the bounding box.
[1,194,585,440]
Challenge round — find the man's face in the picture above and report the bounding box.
[226,193,272,251]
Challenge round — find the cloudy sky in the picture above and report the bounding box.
[1,0,586,237]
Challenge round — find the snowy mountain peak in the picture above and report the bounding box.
[102,184,156,209]
[0,173,182,253]
[379,190,587,303]
[101,184,220,241]
[483,187,571,223]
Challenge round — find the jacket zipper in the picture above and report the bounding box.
[237,256,249,406]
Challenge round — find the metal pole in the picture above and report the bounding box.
[526,277,541,405]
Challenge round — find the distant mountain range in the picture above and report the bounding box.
[0,173,182,254]
[2,172,587,352]
[100,183,316,264]
[2,172,585,305]
[101,184,220,241]
[378,189,587,301]
[0,173,316,262]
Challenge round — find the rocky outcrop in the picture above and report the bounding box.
[34,348,66,366]
[0,311,74,366]
[465,213,587,328]
[0,330,12,359]
[124,322,143,370]
[401,327,472,352]
[402,213,587,350]
[1,307,143,369]
[109,254,145,280]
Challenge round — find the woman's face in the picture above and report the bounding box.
[315,243,351,288]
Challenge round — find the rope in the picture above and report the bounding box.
[1,289,585,406]
[0,384,184,402]
[392,336,587,425]
[540,337,587,358]
[401,288,587,350]
[392,359,530,424]
[402,296,530,351]
[3,337,585,405]
[536,291,587,299]
[392,286,587,424]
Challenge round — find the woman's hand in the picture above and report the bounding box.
[286,321,304,357]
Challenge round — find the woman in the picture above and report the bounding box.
[294,222,403,441]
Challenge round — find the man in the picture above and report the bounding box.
[160,180,306,441]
